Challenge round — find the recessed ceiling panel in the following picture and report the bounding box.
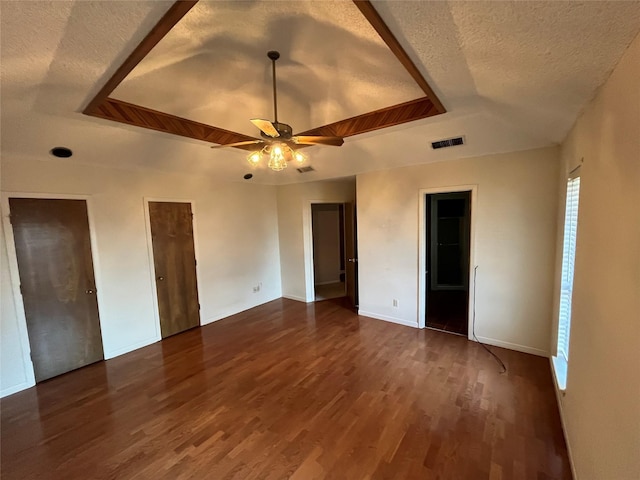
[111,1,424,137]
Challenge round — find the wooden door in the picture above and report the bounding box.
[9,198,104,382]
[148,202,200,338]
[344,202,358,309]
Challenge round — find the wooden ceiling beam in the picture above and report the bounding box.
[92,98,259,150]
[352,0,446,114]
[297,97,436,138]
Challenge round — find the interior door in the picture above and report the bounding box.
[344,202,359,309]
[9,198,104,382]
[148,202,200,338]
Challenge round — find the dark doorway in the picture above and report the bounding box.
[425,192,471,335]
[9,198,104,382]
[148,202,200,338]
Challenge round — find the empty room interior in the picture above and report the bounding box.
[1,1,639,479]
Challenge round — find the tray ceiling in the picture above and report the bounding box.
[86,0,445,148]
[111,1,425,136]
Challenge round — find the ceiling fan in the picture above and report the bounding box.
[211,51,344,171]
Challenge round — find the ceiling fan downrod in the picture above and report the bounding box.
[267,50,280,123]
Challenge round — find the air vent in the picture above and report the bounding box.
[297,166,315,173]
[431,136,465,150]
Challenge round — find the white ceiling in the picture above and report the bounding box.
[1,1,639,185]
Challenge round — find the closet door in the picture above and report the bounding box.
[10,198,104,382]
[148,201,200,338]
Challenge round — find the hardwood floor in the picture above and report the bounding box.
[426,290,469,336]
[314,281,346,301]
[0,298,571,479]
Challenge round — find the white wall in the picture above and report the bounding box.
[1,155,282,397]
[277,179,355,302]
[312,205,342,285]
[551,33,640,480]
[357,147,559,355]
[0,220,33,396]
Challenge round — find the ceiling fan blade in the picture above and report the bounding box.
[251,119,280,138]
[210,140,263,149]
[292,136,344,147]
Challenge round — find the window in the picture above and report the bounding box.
[553,174,580,390]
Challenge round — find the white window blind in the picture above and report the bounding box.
[557,176,580,362]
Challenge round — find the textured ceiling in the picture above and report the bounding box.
[1,1,639,185]
[112,1,424,136]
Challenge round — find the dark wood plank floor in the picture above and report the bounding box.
[426,290,469,335]
[1,298,571,479]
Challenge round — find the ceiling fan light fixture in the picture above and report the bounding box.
[267,143,288,171]
[247,151,261,166]
[294,151,307,164]
[248,142,307,171]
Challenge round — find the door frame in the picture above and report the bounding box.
[143,197,203,340]
[418,185,477,335]
[303,200,349,303]
[1,192,106,395]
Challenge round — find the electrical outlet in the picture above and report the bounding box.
[393,299,398,307]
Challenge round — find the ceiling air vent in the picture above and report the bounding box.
[297,166,315,173]
[431,136,465,150]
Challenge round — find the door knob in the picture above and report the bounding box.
[157,276,165,281]
[348,258,358,263]
[85,289,95,294]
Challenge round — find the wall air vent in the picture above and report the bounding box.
[297,166,315,173]
[431,136,465,150]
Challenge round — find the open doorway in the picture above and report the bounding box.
[311,203,346,301]
[425,192,471,335]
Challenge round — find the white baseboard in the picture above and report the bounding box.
[474,336,548,357]
[549,358,578,480]
[1,380,35,398]
[282,294,309,303]
[202,296,283,325]
[201,315,226,325]
[104,335,159,360]
[358,310,419,329]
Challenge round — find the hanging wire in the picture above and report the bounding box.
[472,266,507,374]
